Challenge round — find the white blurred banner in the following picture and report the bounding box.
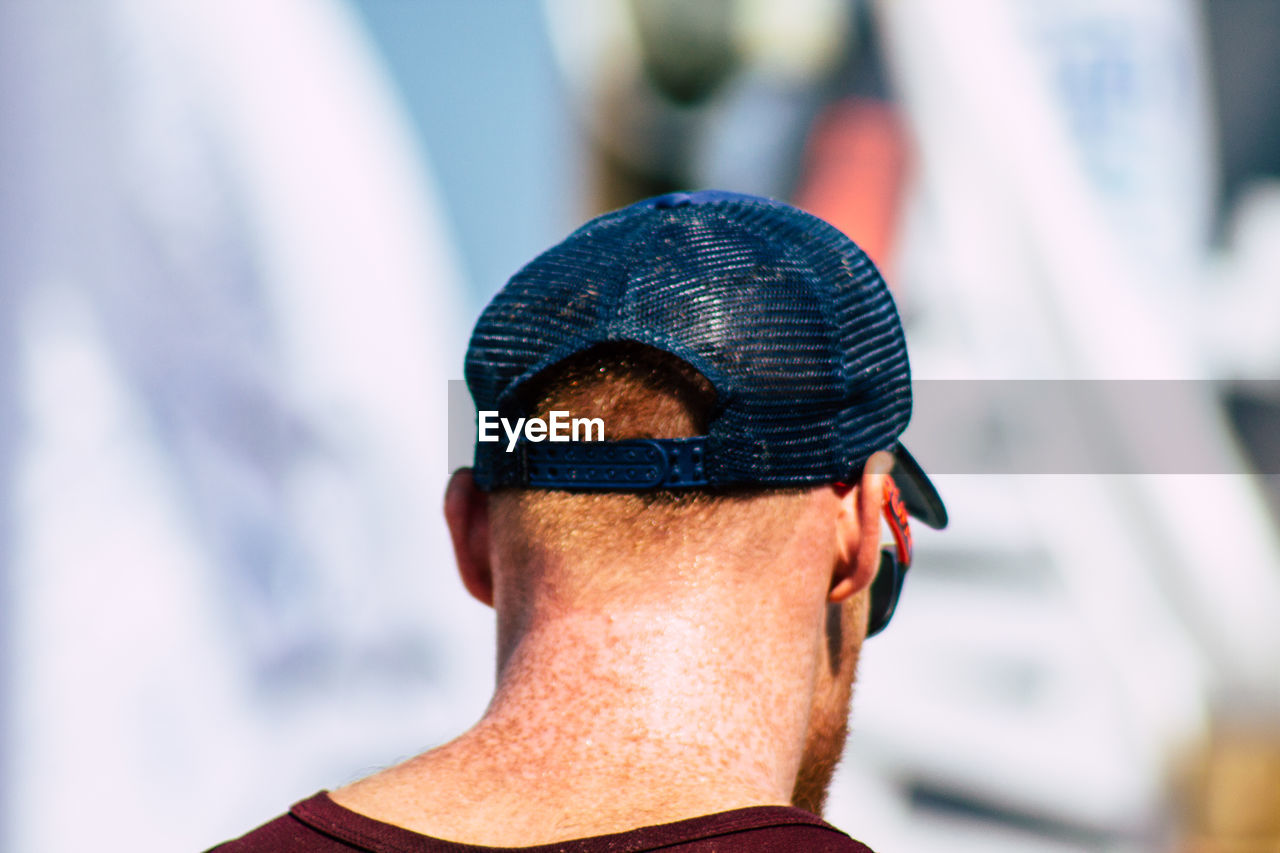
[1,1,487,850]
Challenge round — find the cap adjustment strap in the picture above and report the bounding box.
[521,438,708,489]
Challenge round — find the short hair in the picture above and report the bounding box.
[488,341,808,564]
[517,340,717,449]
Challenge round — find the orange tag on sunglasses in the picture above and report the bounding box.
[883,477,912,569]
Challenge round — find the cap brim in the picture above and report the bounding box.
[891,442,947,529]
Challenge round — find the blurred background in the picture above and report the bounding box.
[2,0,1279,850]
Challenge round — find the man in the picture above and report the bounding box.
[213,190,947,851]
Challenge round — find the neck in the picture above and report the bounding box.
[331,531,848,847]
[480,602,820,803]
[335,592,829,845]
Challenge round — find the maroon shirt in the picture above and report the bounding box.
[209,792,876,852]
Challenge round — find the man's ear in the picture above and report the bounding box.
[829,451,892,603]
[444,468,494,607]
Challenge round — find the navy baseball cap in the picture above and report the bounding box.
[464,190,947,530]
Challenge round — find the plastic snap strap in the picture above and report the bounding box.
[521,438,709,489]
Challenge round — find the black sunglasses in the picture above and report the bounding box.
[867,476,913,637]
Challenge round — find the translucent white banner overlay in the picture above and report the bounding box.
[448,380,1280,475]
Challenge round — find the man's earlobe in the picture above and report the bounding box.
[444,468,494,607]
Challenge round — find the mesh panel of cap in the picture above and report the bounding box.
[465,191,912,490]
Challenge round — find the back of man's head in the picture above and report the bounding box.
[460,191,946,648]
[485,341,821,642]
